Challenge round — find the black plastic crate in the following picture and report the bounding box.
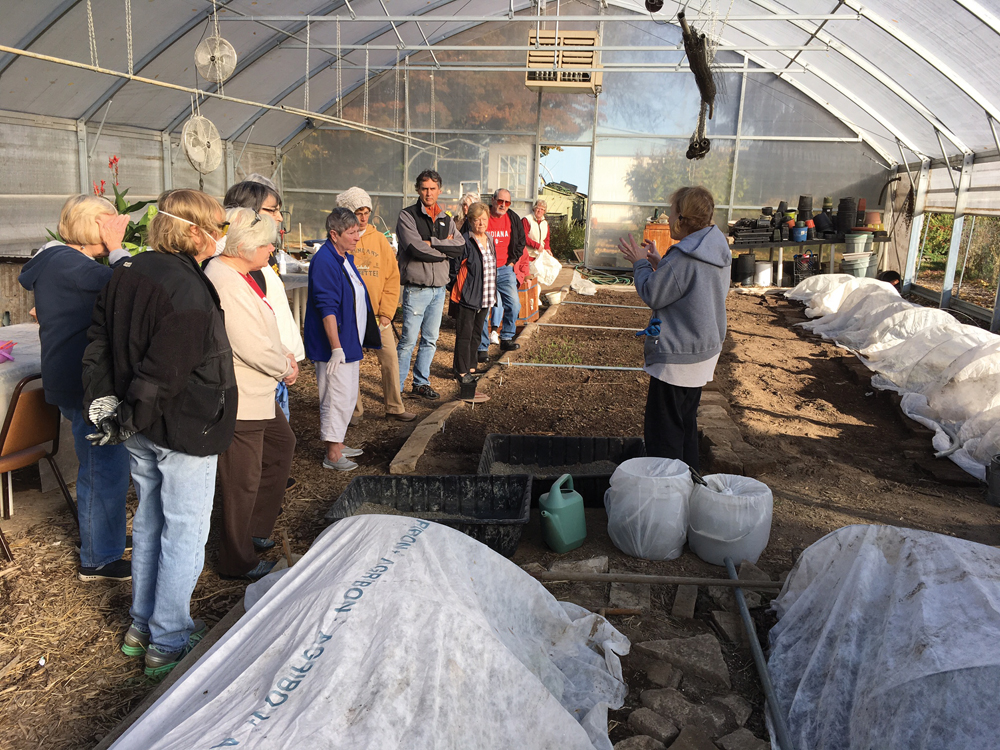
[324,475,532,558]
[477,434,645,508]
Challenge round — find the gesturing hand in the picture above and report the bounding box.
[97,213,129,252]
[618,233,657,265]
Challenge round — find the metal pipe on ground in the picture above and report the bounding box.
[529,570,784,590]
[725,557,794,750]
[562,301,648,310]
[501,360,645,372]
[539,323,642,331]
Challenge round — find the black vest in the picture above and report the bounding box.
[403,203,435,241]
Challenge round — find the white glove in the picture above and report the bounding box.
[328,348,346,369]
[85,395,136,446]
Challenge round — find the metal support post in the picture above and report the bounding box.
[533,89,543,201]
[161,131,173,191]
[225,140,236,191]
[901,160,930,293]
[76,119,89,194]
[940,152,974,309]
[727,56,748,223]
[956,214,976,297]
[582,10,603,268]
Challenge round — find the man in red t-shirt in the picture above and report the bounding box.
[480,188,526,356]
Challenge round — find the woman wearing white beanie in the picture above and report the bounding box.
[336,187,415,423]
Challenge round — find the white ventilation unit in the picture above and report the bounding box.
[526,30,602,95]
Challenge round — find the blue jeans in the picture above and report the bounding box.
[480,265,520,349]
[59,406,130,568]
[397,285,446,390]
[479,292,504,352]
[126,433,217,652]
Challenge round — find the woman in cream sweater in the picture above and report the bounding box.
[205,208,298,580]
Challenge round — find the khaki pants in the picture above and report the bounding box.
[354,324,406,418]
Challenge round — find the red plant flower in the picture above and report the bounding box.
[108,155,120,186]
[93,179,106,196]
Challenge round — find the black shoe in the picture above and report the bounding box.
[78,558,132,582]
[286,476,297,491]
[412,384,440,400]
[252,536,276,551]
[500,340,520,351]
[477,350,489,363]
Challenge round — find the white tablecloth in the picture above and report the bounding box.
[280,273,308,328]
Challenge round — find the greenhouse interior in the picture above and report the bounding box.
[3,1,1000,749]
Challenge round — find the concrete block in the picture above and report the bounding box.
[549,556,609,575]
[738,561,771,582]
[645,659,683,689]
[640,689,733,739]
[610,582,651,610]
[669,725,720,750]
[626,708,679,745]
[732,446,777,476]
[697,404,730,420]
[707,586,761,613]
[706,446,743,475]
[635,635,730,689]
[710,693,753,727]
[701,428,744,450]
[717,728,771,750]
[613,736,666,750]
[710,611,748,648]
[671,584,698,619]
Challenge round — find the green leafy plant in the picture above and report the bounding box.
[46,156,157,254]
[528,337,583,365]
[549,220,586,262]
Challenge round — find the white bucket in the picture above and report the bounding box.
[605,457,692,560]
[687,474,773,566]
[543,291,564,305]
[754,261,772,287]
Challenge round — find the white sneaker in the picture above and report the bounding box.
[322,457,358,472]
[489,330,500,346]
[341,446,364,458]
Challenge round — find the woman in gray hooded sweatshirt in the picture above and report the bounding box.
[619,186,731,469]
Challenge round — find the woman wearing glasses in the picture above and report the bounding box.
[204,208,297,580]
[82,188,237,680]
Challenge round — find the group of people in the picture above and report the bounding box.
[18,168,557,681]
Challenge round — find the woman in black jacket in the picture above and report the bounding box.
[450,203,497,388]
[82,188,237,680]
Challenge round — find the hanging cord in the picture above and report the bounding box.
[87,0,100,68]
[124,0,134,75]
[706,0,735,63]
[336,18,343,119]
[363,45,369,127]
[304,20,310,111]
[430,71,436,152]
[210,0,224,97]
[393,48,400,133]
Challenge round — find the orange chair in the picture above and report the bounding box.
[0,375,78,561]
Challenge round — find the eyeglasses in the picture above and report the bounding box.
[159,210,229,236]
[495,199,511,207]
[354,208,372,217]
[250,211,263,227]
[259,205,282,218]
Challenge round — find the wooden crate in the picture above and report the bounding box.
[642,222,678,256]
[516,278,540,327]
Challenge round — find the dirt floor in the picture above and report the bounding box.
[2,285,998,748]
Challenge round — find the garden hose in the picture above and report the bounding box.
[573,263,635,286]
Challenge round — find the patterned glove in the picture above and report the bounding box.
[635,318,661,338]
[85,396,135,446]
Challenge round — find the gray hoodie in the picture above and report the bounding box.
[633,224,731,366]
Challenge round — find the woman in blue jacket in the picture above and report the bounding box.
[618,186,731,469]
[19,195,132,582]
[304,207,380,471]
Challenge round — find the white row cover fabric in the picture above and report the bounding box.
[786,276,1000,478]
[605,457,692,560]
[769,524,1000,750]
[110,516,629,750]
[687,474,772,566]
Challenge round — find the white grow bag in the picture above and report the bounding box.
[687,474,773,566]
[604,457,692,560]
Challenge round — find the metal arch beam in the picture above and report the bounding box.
[940,151,974,309]
[742,0,971,154]
[842,0,1000,124]
[82,0,255,123]
[723,20,912,164]
[0,0,83,78]
[160,0,346,135]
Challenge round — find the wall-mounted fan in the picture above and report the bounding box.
[195,35,238,83]
[181,115,223,174]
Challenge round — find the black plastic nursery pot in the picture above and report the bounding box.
[478,434,646,508]
[325,475,532,558]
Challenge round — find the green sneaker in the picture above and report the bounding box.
[143,620,207,680]
[121,623,150,657]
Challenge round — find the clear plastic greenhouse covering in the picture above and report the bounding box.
[108,515,630,750]
[768,524,1000,750]
[786,275,1000,479]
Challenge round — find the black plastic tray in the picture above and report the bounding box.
[325,475,532,558]
[477,434,645,508]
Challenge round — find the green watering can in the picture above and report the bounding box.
[539,474,587,553]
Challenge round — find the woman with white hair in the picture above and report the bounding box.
[19,195,132,582]
[204,207,298,580]
[523,199,551,257]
